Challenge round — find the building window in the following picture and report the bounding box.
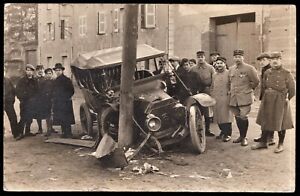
[47,22,55,41]
[61,20,65,39]
[141,4,156,29]
[79,16,87,36]
[113,9,119,33]
[98,12,106,34]
[47,56,52,67]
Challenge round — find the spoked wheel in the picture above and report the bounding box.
[99,107,119,142]
[80,103,94,136]
[188,104,206,154]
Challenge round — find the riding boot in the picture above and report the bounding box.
[275,130,286,153]
[205,116,214,136]
[233,117,242,143]
[240,119,249,146]
[268,131,275,145]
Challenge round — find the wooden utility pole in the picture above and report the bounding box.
[118,4,139,147]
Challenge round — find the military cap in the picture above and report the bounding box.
[196,50,205,56]
[210,52,220,56]
[25,64,35,71]
[233,49,244,56]
[256,52,270,60]
[36,64,44,70]
[269,52,282,59]
[44,68,53,74]
[53,63,65,71]
[216,56,227,63]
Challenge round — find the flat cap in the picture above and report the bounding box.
[196,50,205,56]
[269,52,282,59]
[233,49,244,56]
[36,64,44,70]
[44,68,53,74]
[25,64,35,71]
[216,56,227,63]
[256,52,270,60]
[210,52,220,56]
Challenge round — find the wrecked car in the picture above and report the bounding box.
[71,44,215,154]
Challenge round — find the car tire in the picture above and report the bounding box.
[189,104,206,154]
[99,107,119,142]
[79,103,94,136]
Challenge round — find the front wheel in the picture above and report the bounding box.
[189,104,206,154]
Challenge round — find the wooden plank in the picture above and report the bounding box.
[45,138,95,148]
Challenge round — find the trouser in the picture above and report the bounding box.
[200,106,211,132]
[4,101,19,137]
[18,101,33,135]
[218,123,232,136]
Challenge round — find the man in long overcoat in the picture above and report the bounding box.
[253,52,295,153]
[16,64,38,139]
[253,53,274,145]
[228,49,259,146]
[52,63,75,138]
[211,57,233,142]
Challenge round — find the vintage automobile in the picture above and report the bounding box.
[71,44,215,154]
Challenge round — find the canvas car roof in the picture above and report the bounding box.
[71,44,165,70]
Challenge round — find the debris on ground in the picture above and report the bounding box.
[161,156,189,166]
[131,162,160,175]
[48,177,58,181]
[74,147,83,152]
[125,148,136,158]
[220,168,232,178]
[80,135,93,140]
[170,174,180,178]
[188,173,210,180]
[47,167,52,171]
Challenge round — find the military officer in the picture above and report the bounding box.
[190,50,216,136]
[228,49,259,146]
[253,52,275,145]
[253,52,295,153]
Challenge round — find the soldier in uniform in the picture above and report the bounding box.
[253,52,275,145]
[252,52,295,153]
[228,49,259,146]
[209,51,220,69]
[190,50,216,136]
[211,57,233,142]
[52,63,75,138]
[16,64,39,139]
[4,65,19,139]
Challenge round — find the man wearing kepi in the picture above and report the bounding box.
[190,50,216,136]
[52,63,75,138]
[253,52,274,145]
[253,52,295,153]
[228,49,259,146]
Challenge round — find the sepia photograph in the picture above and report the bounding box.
[3,3,296,192]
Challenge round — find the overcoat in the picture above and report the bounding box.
[211,70,233,124]
[52,74,75,125]
[256,67,295,131]
[34,76,54,119]
[15,76,38,121]
[228,63,259,106]
[190,62,215,94]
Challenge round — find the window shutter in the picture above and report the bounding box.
[98,12,105,34]
[65,18,70,39]
[51,22,55,40]
[141,4,146,28]
[113,9,119,33]
[145,4,156,28]
[43,24,47,41]
[83,16,87,35]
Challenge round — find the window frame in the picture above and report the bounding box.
[79,15,87,36]
[142,4,156,29]
[113,9,119,33]
[98,11,106,35]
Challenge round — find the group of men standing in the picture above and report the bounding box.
[4,63,75,141]
[174,48,295,153]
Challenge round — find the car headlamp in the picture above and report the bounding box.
[146,114,161,132]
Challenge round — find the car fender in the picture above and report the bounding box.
[184,93,216,108]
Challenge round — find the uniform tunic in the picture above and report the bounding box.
[256,67,295,131]
[228,63,259,107]
[259,64,271,100]
[52,74,75,125]
[190,62,215,94]
[211,70,233,124]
